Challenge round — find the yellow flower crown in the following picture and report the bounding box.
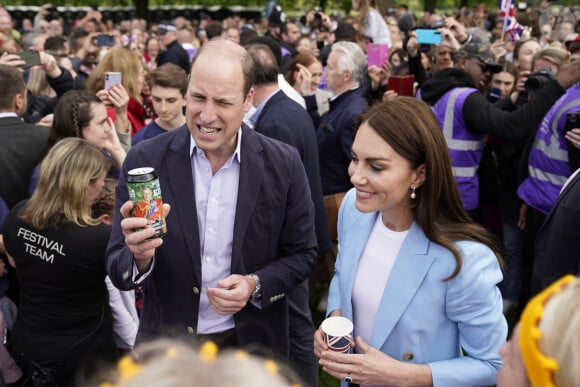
[519,275,575,387]
[100,341,302,387]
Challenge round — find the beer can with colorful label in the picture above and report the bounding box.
[127,167,167,238]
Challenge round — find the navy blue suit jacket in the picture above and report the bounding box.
[314,88,368,195]
[253,90,331,253]
[532,170,580,294]
[106,125,317,358]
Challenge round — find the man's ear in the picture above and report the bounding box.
[13,92,24,115]
[344,68,353,83]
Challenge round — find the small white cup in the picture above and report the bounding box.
[321,316,353,353]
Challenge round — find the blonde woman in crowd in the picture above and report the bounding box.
[3,138,118,387]
[86,47,148,136]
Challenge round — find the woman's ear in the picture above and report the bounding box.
[414,163,426,187]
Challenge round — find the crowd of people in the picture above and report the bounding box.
[0,1,580,386]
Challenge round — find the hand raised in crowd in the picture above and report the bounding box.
[444,16,469,44]
[565,128,580,150]
[405,34,420,58]
[295,63,316,95]
[39,51,62,78]
[119,200,171,273]
[102,117,127,167]
[0,52,26,70]
[510,70,531,104]
[490,40,507,62]
[438,27,460,51]
[77,32,99,61]
[368,63,390,91]
[205,274,256,315]
[382,89,398,102]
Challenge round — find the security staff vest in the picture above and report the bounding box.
[517,83,580,215]
[433,87,483,211]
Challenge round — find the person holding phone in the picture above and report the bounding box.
[87,47,146,138]
[0,50,75,124]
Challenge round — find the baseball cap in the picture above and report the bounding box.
[564,33,580,48]
[158,22,177,35]
[459,43,502,73]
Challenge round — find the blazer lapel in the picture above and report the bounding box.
[253,90,282,132]
[231,126,264,269]
[340,210,378,319]
[370,223,435,348]
[165,127,202,282]
[539,169,580,232]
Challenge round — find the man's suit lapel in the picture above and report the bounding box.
[370,223,435,349]
[165,127,202,282]
[253,90,283,132]
[231,126,264,268]
[539,169,580,233]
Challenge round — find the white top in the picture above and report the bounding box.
[364,8,392,47]
[352,215,407,344]
[105,276,139,349]
[278,74,306,109]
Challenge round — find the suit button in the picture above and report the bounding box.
[187,326,195,335]
[193,287,200,294]
[402,352,414,361]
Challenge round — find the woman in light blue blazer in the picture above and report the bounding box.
[314,98,507,387]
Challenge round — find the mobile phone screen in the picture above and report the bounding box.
[415,29,442,45]
[564,112,580,134]
[96,35,115,47]
[367,43,389,68]
[17,51,41,68]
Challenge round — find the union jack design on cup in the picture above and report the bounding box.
[321,316,354,354]
[325,333,353,353]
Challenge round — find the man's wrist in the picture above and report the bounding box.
[247,273,261,300]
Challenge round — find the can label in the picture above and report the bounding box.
[127,167,167,238]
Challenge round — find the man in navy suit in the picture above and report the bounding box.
[246,43,330,386]
[106,40,317,359]
[532,168,580,295]
[305,41,368,195]
[0,64,48,209]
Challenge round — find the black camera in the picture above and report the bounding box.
[525,67,555,91]
[428,19,445,29]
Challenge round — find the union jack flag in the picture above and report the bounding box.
[500,0,524,41]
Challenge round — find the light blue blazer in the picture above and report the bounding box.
[327,189,507,387]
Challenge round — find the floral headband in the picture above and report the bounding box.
[519,275,575,387]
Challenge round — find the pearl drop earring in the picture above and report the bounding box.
[410,186,416,199]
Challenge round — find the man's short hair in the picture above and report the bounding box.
[149,63,188,96]
[330,41,367,84]
[245,43,279,85]
[0,65,26,110]
[205,21,223,40]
